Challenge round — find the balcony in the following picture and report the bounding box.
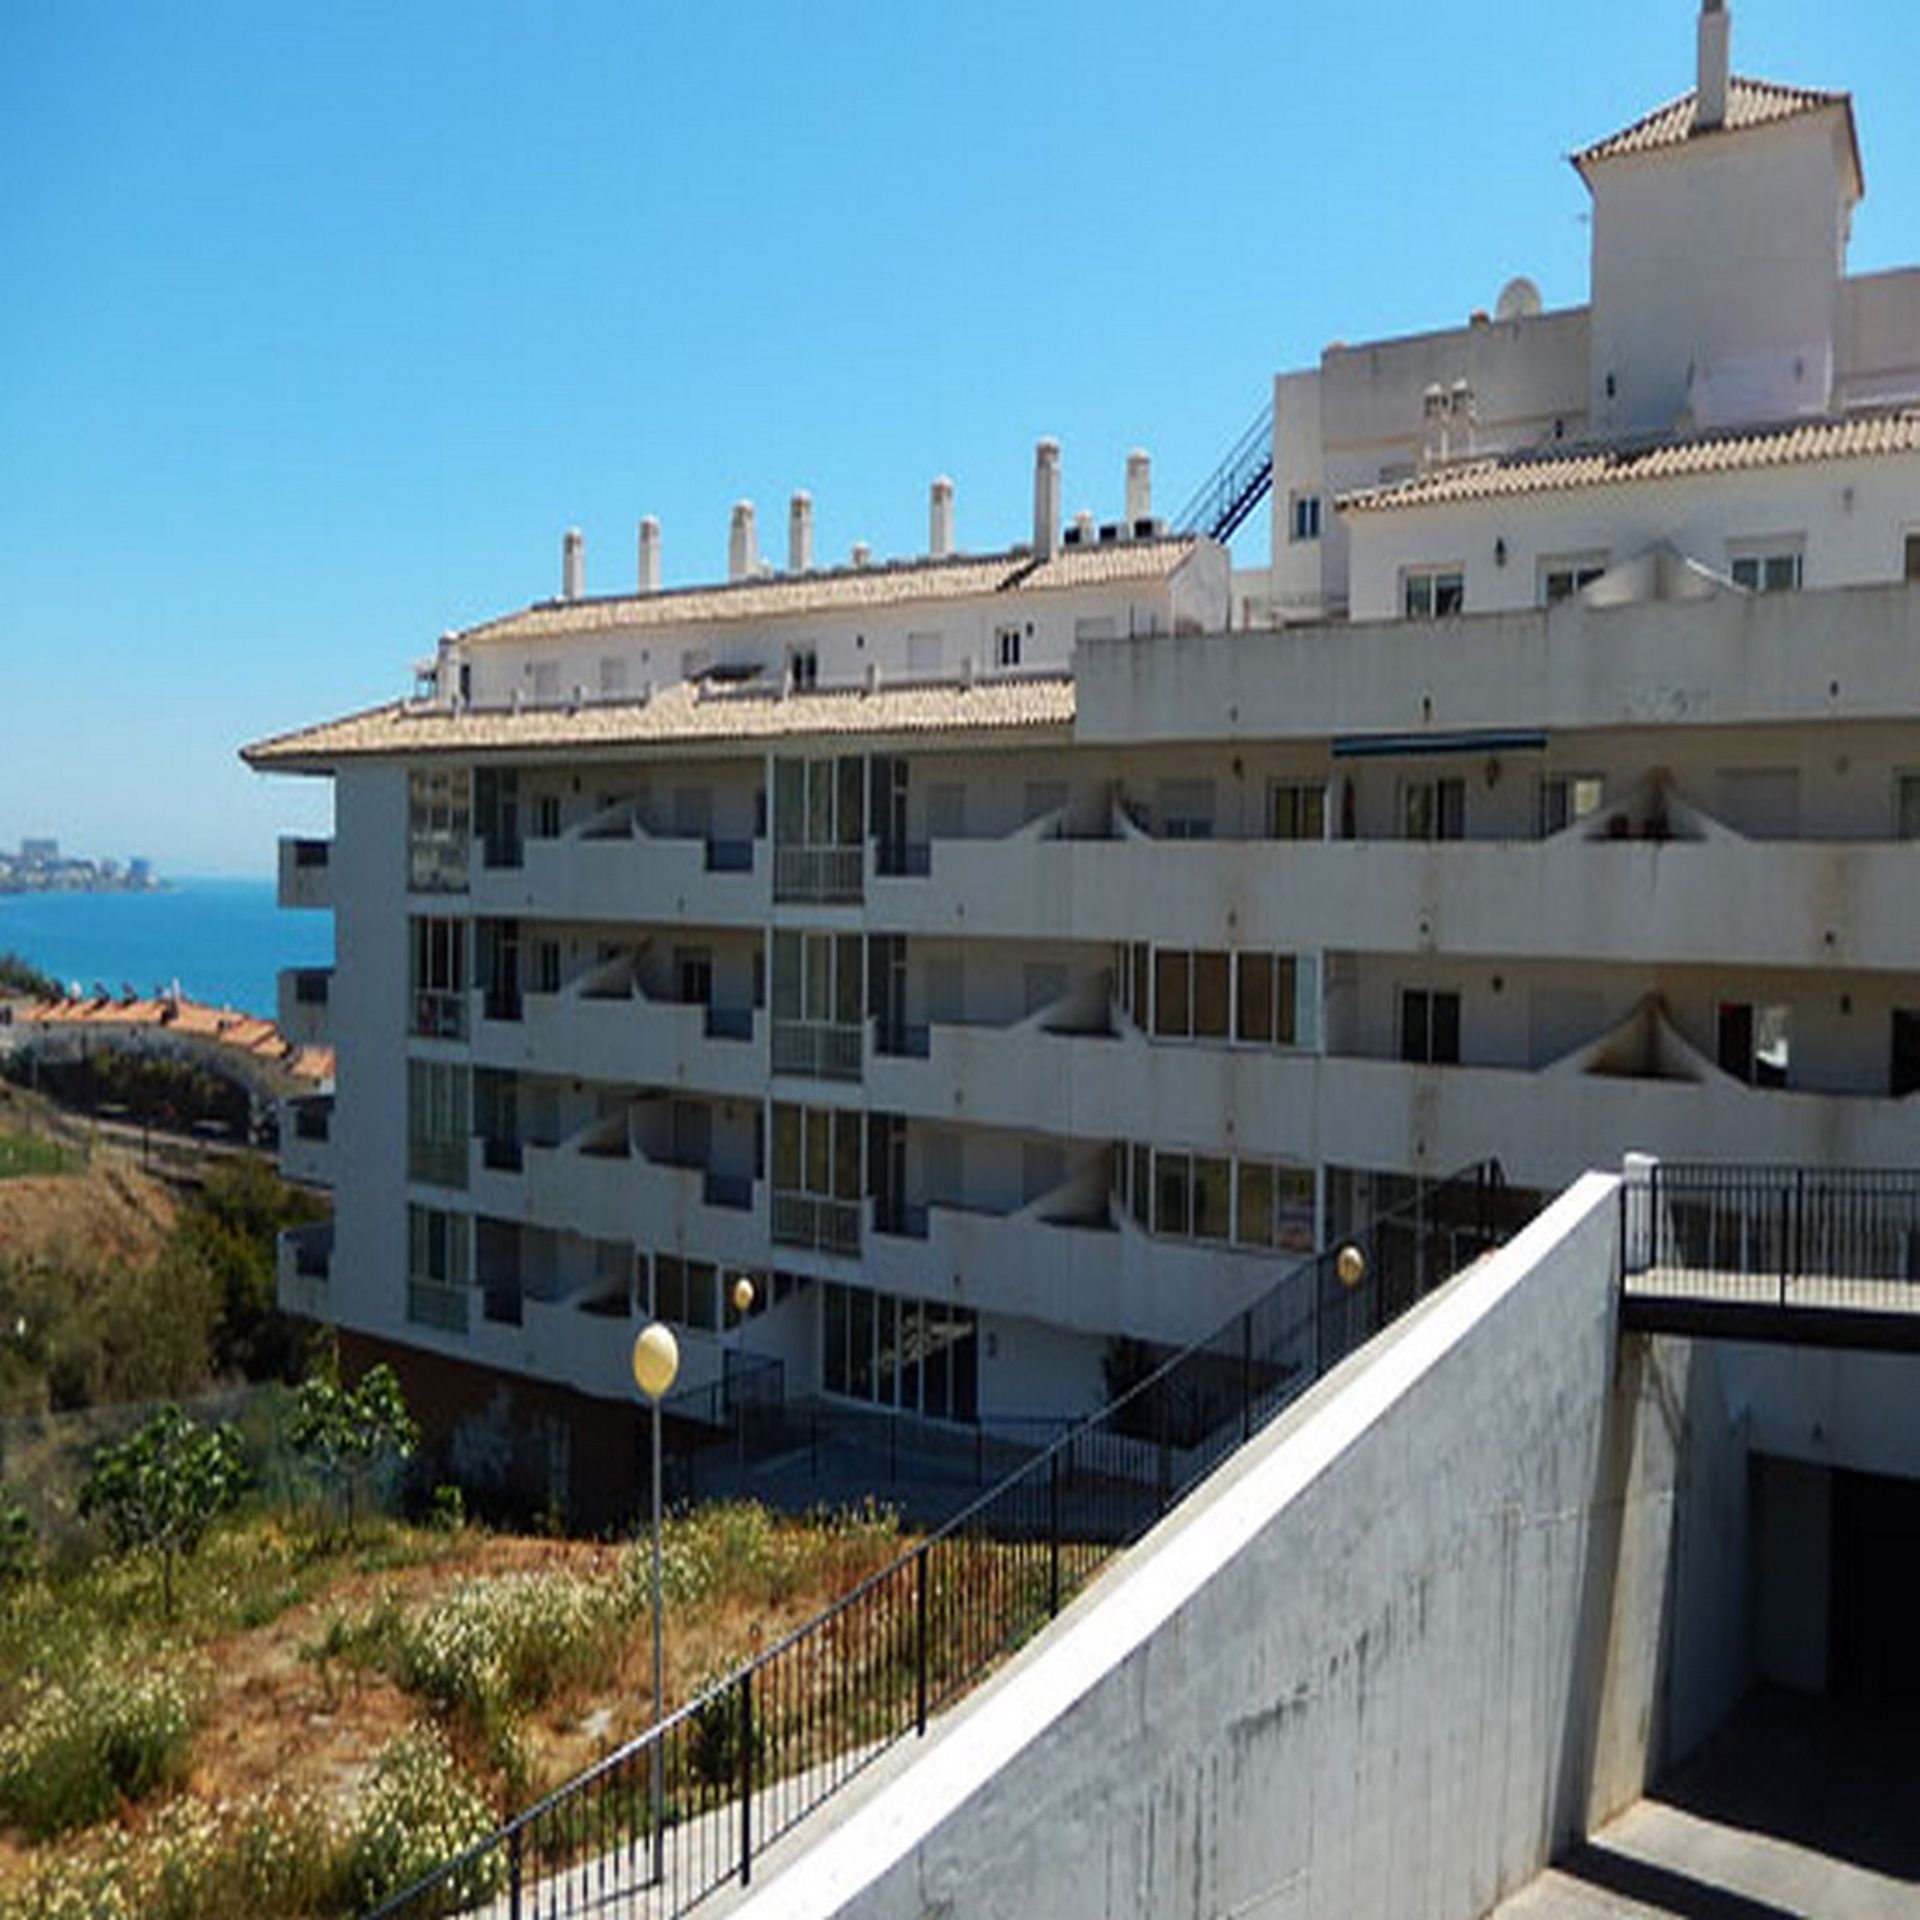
[470,819,767,927]
[280,1093,333,1188]
[771,1190,862,1259]
[773,844,864,906]
[406,1278,471,1335]
[864,1194,1273,1348]
[276,1222,333,1321]
[868,797,1920,967]
[771,1018,863,1083]
[276,967,332,1047]
[471,987,761,1098]
[276,836,333,911]
[511,1127,766,1264]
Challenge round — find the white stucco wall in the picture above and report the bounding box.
[735,1175,1751,1920]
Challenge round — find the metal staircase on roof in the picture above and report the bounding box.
[1173,400,1275,542]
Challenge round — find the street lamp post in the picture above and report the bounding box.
[631,1322,680,1887]
[728,1275,756,1467]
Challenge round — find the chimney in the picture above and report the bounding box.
[851,540,872,568]
[788,491,814,573]
[1032,438,1062,560]
[1125,448,1152,526]
[728,501,757,582]
[562,528,585,601]
[637,517,661,594]
[929,476,955,559]
[1073,509,1095,544]
[1696,1,1729,132]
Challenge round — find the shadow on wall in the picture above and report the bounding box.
[1552,1329,1752,1844]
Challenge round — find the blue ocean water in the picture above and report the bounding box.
[0,878,333,1020]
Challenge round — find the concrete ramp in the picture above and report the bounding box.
[731,1174,1750,1920]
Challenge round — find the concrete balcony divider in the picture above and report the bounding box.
[279,1093,333,1188]
[275,1221,332,1321]
[276,966,333,1048]
[276,835,333,911]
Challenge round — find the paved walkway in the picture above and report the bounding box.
[1496,1689,1920,1918]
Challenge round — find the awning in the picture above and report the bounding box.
[1331,728,1549,760]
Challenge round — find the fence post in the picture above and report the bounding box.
[1780,1177,1792,1308]
[915,1545,929,1734]
[1793,1167,1806,1304]
[1048,1447,1062,1617]
[508,1826,522,1920]
[739,1667,755,1885]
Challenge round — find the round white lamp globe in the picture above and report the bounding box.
[631,1322,681,1401]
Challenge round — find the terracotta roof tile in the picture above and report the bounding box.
[1338,412,1920,515]
[460,538,1200,646]
[1573,76,1860,194]
[245,672,1078,769]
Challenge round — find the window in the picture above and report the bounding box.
[1538,774,1605,838]
[408,770,471,893]
[1234,952,1299,1047]
[771,932,863,1078]
[406,1205,471,1332]
[1403,567,1465,619]
[995,625,1022,669]
[531,938,561,996]
[674,947,713,1008]
[823,1281,976,1422]
[652,1255,719,1332]
[787,646,819,690]
[1126,1147,1315,1256]
[407,1061,470,1188]
[770,1103,862,1254]
[1156,779,1215,840]
[410,917,468,1038]
[1400,988,1461,1065]
[529,792,562,840]
[598,654,627,696]
[1729,545,1802,593]
[1289,493,1322,543]
[1400,776,1465,841]
[1718,1002,1789,1089]
[1269,780,1325,841]
[1906,533,1920,584]
[772,755,865,903]
[1541,556,1606,605]
[1896,774,1920,841]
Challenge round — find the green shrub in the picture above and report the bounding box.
[0,1660,195,1837]
[0,1487,34,1590]
[429,1482,466,1532]
[388,1572,621,1730]
[340,1726,503,1915]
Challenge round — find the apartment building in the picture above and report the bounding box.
[250,4,1920,1487]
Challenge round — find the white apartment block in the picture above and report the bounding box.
[250,4,1920,1497]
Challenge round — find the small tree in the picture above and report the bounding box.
[79,1405,244,1616]
[289,1362,419,1538]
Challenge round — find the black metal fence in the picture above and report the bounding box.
[368,1161,1526,1920]
[1621,1161,1920,1308]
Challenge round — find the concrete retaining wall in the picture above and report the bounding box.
[738,1173,1749,1920]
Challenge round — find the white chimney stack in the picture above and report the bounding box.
[930,476,955,559]
[1125,448,1152,526]
[1073,508,1095,543]
[1033,438,1062,560]
[637,517,661,594]
[728,501,758,582]
[1697,1,1730,132]
[851,540,871,568]
[562,527,585,601]
[788,491,814,573]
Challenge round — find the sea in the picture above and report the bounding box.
[0,878,333,1021]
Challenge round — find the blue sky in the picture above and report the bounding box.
[2,2,1915,876]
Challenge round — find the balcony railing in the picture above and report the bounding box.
[771,1019,863,1082]
[406,1278,470,1334]
[407,1136,469,1190]
[773,844,863,904]
[771,1191,861,1257]
[413,990,468,1041]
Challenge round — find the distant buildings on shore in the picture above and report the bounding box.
[0,839,157,895]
